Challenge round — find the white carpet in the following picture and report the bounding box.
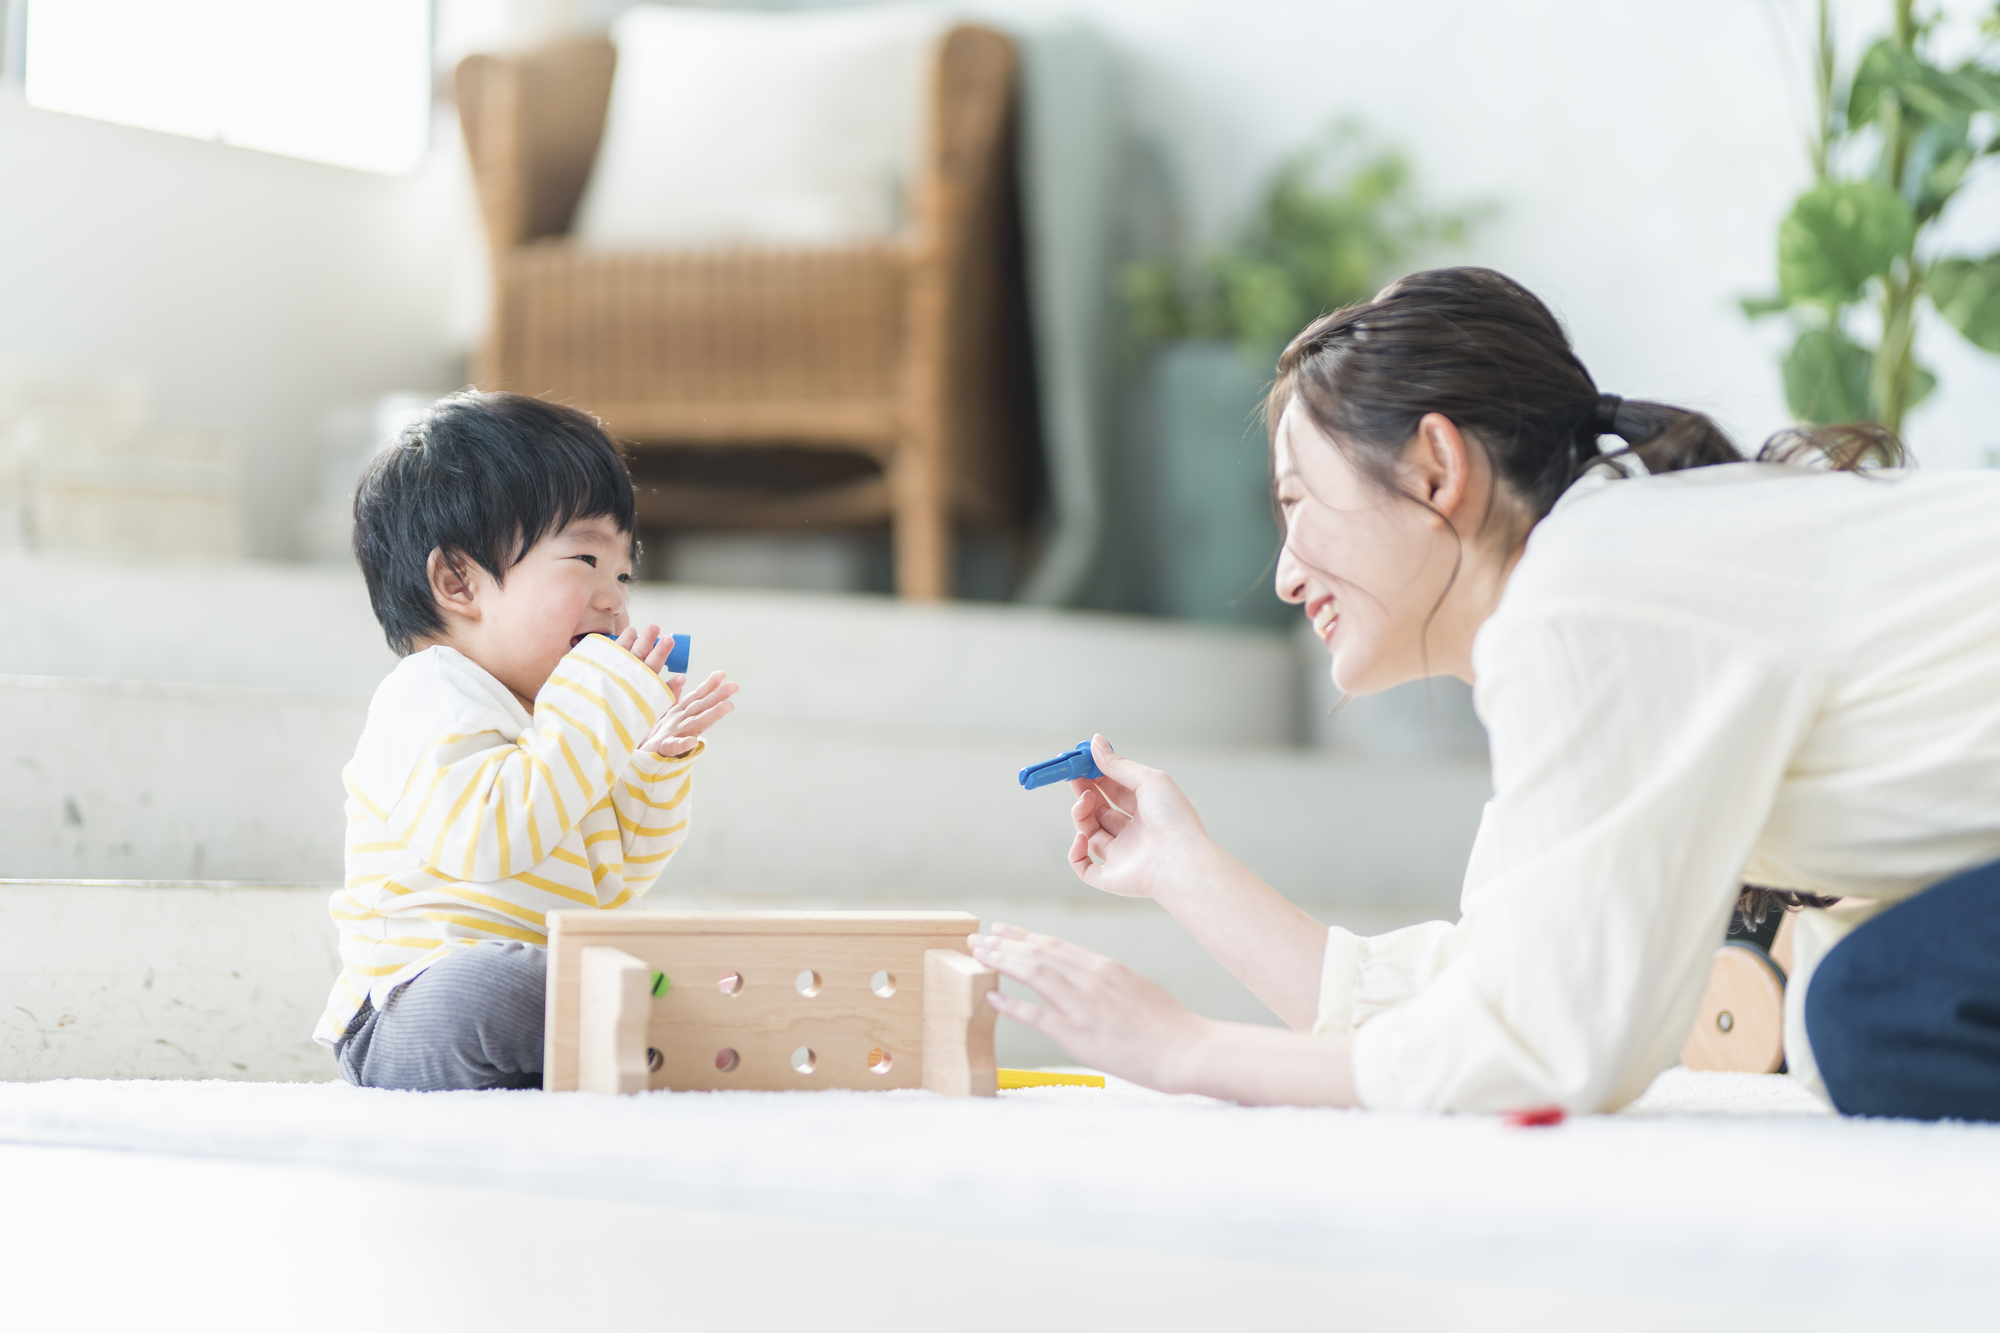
[0,1068,1993,1329]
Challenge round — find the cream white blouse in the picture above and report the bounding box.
[1315,462,2000,1112]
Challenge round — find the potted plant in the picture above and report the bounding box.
[1122,121,1485,626]
[1745,0,2000,437]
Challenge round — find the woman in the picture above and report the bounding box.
[971,267,2000,1118]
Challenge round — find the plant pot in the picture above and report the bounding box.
[1145,340,1288,627]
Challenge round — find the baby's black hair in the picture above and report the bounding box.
[353,390,637,655]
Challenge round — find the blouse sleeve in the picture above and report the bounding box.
[1321,602,1825,1113]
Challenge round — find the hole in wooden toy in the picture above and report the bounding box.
[871,970,896,998]
[715,1047,739,1073]
[868,1047,893,1074]
[1716,1011,1735,1033]
[718,971,742,996]
[791,1046,817,1075]
[646,1047,663,1073]
[795,970,821,997]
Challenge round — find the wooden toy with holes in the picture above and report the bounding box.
[1680,910,1799,1074]
[544,910,1005,1096]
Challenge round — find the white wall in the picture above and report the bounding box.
[0,85,476,557]
[967,0,2000,468]
[3,0,1994,573]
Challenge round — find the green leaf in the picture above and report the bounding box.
[1931,253,2000,352]
[1778,181,1916,304]
[1846,40,1901,127]
[1849,39,1999,127]
[1910,119,1977,221]
[1740,293,1792,318]
[1782,325,1875,424]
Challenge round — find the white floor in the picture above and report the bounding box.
[0,1142,1810,1333]
[1,1071,1993,1331]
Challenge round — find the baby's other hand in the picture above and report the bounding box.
[641,670,738,758]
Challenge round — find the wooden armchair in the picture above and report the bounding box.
[455,25,1034,599]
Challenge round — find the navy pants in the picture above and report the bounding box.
[1806,858,2000,1121]
[336,942,547,1091]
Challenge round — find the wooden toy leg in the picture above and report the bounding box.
[922,948,998,1097]
[578,945,652,1095]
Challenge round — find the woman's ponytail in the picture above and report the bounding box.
[1269,267,1910,551]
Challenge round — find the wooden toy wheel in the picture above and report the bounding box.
[1681,941,1786,1074]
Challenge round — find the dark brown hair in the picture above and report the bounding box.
[1265,266,1903,552]
[354,391,636,655]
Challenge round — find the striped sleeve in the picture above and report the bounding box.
[349,637,674,884]
[613,739,703,896]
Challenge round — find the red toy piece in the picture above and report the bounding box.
[1504,1106,1566,1128]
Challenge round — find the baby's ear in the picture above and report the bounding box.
[428,547,480,620]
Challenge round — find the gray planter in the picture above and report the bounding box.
[1146,340,1289,627]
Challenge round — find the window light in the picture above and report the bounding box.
[23,0,430,175]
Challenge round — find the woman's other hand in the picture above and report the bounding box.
[1068,735,1213,900]
[970,923,1361,1107]
[970,924,1208,1091]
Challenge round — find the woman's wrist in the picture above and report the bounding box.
[1150,835,1249,909]
[1164,1019,1359,1107]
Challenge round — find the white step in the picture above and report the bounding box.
[0,879,1440,1080]
[0,552,1303,747]
[0,675,1487,907]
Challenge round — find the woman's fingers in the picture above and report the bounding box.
[978,944,1084,1009]
[1089,735,1152,797]
[1093,795,1132,836]
[971,927,1113,1006]
[984,989,1050,1032]
[1067,830,1097,880]
[1072,780,1136,832]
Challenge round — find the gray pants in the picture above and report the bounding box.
[336,942,547,1091]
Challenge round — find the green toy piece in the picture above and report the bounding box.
[650,970,671,998]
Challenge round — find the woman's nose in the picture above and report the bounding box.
[1274,544,1309,605]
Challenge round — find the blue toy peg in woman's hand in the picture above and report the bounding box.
[1018,741,1103,790]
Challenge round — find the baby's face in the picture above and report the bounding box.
[464,515,634,707]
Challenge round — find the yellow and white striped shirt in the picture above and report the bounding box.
[313,635,699,1047]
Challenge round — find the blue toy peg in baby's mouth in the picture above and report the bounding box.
[594,630,689,675]
[1018,741,1102,790]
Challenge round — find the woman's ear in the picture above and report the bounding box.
[427,548,481,626]
[1409,412,1474,525]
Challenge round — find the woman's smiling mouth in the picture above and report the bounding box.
[1310,597,1339,644]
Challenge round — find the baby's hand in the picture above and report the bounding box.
[617,624,676,674]
[640,670,738,758]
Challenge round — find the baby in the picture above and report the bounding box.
[313,391,738,1090]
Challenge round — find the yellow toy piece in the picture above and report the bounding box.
[996,1069,1105,1089]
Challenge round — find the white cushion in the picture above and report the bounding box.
[572,5,949,249]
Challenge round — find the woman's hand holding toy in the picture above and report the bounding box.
[1067,736,1219,901]
[1063,736,1334,1031]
